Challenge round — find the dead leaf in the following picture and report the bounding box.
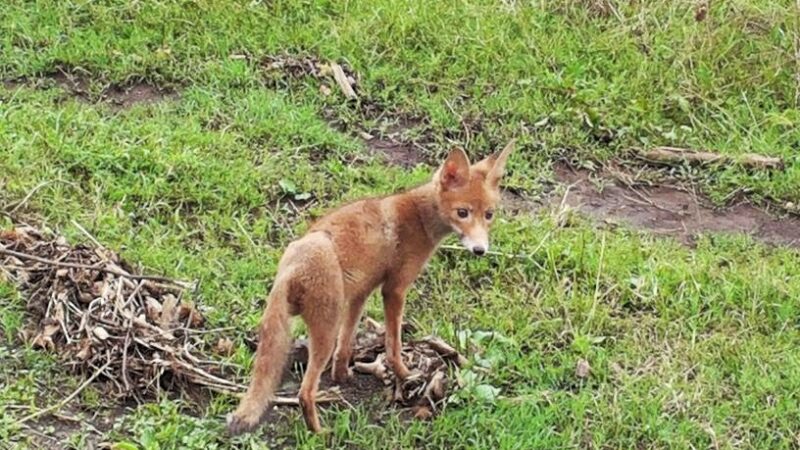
[412,405,433,420]
[75,339,93,360]
[424,370,447,401]
[178,302,204,328]
[145,297,162,321]
[215,337,235,356]
[694,0,709,21]
[159,295,178,329]
[93,326,110,341]
[32,319,60,350]
[0,229,28,243]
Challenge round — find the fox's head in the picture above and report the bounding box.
[434,140,516,256]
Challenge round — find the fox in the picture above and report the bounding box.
[226,140,516,434]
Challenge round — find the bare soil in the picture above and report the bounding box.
[362,117,428,167]
[3,69,177,109]
[552,161,800,247]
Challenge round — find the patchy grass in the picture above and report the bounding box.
[1,0,800,449]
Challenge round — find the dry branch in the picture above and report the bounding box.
[329,62,357,100]
[639,146,783,170]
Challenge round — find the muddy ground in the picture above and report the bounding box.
[3,68,177,110]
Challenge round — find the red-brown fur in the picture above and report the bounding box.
[227,141,516,434]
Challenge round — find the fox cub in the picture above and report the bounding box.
[227,140,516,434]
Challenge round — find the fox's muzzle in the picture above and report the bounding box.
[459,234,489,257]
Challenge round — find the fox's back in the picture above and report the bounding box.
[304,195,402,299]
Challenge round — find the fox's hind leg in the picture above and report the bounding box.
[294,233,344,432]
[298,291,340,433]
[331,294,368,383]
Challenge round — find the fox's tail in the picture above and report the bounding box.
[227,277,292,434]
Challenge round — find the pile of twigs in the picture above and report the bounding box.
[0,226,244,401]
[350,318,467,419]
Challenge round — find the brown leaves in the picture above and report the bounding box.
[178,302,204,328]
[2,225,469,420]
[214,338,235,357]
[695,0,709,22]
[31,319,60,350]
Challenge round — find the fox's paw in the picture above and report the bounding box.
[226,409,262,436]
[332,366,353,384]
[317,426,333,437]
[393,363,416,381]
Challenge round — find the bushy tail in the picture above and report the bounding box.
[227,279,292,434]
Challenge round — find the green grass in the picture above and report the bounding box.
[1,1,800,449]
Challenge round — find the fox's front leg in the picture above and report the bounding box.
[381,282,413,379]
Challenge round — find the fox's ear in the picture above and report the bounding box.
[438,147,471,190]
[482,139,516,188]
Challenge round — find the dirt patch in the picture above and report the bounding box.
[19,403,131,450]
[365,137,424,167]
[102,83,175,109]
[2,69,177,109]
[501,189,540,215]
[360,117,429,167]
[552,161,800,247]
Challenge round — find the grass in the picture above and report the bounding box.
[1,0,799,448]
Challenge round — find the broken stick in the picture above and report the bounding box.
[16,360,112,425]
[329,62,357,100]
[639,146,783,170]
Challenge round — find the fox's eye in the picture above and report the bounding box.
[485,210,494,220]
[456,208,469,219]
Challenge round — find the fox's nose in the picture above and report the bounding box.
[472,246,486,256]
